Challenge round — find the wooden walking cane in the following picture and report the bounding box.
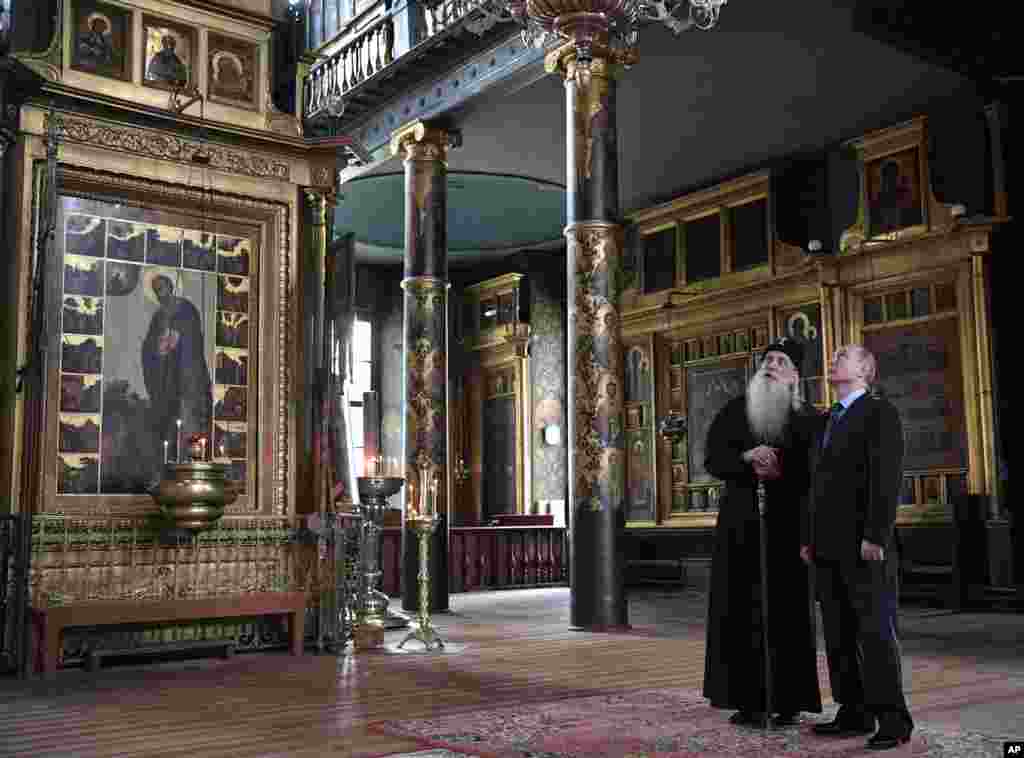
[756,477,773,729]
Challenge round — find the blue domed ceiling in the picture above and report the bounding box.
[334,171,566,264]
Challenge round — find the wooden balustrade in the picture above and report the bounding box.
[378,526,567,596]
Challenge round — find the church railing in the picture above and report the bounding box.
[378,524,568,595]
[302,0,512,123]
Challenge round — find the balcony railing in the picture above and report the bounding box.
[302,0,510,123]
[304,13,396,121]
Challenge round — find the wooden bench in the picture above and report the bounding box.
[31,592,306,675]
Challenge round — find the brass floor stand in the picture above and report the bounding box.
[399,513,445,651]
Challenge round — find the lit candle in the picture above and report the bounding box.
[176,419,182,463]
[408,481,416,516]
[200,437,207,460]
[219,443,225,459]
[429,477,438,516]
[163,440,168,464]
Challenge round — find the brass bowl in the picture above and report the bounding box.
[150,462,238,531]
[356,476,405,500]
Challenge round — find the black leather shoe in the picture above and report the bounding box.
[866,731,912,750]
[729,710,765,726]
[812,710,875,737]
[867,713,913,750]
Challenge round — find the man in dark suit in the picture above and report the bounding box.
[801,344,913,750]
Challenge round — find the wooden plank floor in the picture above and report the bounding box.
[0,587,1021,758]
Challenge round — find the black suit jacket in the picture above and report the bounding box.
[804,392,905,563]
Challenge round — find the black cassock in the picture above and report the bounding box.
[702,395,823,715]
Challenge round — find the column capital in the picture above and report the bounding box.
[304,186,341,212]
[302,188,332,223]
[390,121,461,163]
[543,42,637,81]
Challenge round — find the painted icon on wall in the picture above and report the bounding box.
[207,32,258,109]
[71,1,131,81]
[143,16,194,89]
[867,147,925,238]
[54,196,254,497]
[781,303,824,405]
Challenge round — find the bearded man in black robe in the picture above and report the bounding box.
[702,339,822,727]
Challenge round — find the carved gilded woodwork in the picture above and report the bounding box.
[460,273,530,520]
[621,146,1001,529]
[840,117,959,254]
[44,112,291,181]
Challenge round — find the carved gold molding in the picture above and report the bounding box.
[629,172,771,228]
[543,42,637,81]
[43,113,291,181]
[840,116,961,254]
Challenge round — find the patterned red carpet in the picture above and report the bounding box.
[374,687,1010,757]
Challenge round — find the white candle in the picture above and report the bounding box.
[163,440,168,464]
[176,419,182,463]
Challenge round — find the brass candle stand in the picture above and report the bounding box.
[398,511,445,651]
[354,474,410,649]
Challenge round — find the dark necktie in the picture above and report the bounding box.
[822,402,844,449]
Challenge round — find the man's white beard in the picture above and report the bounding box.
[746,370,792,443]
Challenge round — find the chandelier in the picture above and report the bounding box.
[482,0,727,62]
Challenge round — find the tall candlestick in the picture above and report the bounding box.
[176,419,182,463]
[363,391,380,465]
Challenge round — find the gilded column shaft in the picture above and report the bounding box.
[549,46,628,630]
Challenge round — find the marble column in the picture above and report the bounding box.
[390,121,457,612]
[547,45,630,630]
